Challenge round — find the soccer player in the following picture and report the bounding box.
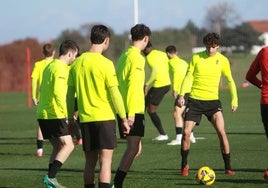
[143,41,171,141]
[37,40,79,187]
[67,25,130,188]
[165,45,196,145]
[178,33,238,176]
[113,24,151,188]
[31,43,55,157]
[245,46,268,180]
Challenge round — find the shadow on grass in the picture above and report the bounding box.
[0,167,84,173]
[124,168,268,185]
[196,132,265,136]
[0,167,47,172]
[227,132,265,136]
[0,137,36,145]
[0,152,35,156]
[216,178,267,184]
[0,137,35,140]
[1,167,267,186]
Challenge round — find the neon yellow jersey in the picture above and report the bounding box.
[31,58,53,99]
[180,51,238,106]
[168,56,188,93]
[68,52,119,122]
[116,46,145,116]
[37,59,69,119]
[145,50,171,87]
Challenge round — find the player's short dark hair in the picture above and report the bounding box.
[59,40,79,56]
[145,41,152,48]
[203,32,221,46]
[143,41,153,56]
[165,45,177,53]
[90,25,111,44]
[130,24,151,41]
[43,43,54,57]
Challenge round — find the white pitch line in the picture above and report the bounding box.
[195,137,206,140]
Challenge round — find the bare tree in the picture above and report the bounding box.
[203,1,241,34]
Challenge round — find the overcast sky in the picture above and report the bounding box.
[1,0,267,45]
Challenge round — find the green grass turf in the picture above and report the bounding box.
[0,87,267,187]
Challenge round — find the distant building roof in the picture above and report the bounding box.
[248,20,268,33]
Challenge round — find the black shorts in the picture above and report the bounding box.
[260,104,268,137]
[146,85,170,106]
[184,98,223,125]
[117,114,145,138]
[174,93,190,107]
[261,104,268,123]
[38,119,70,139]
[80,120,117,151]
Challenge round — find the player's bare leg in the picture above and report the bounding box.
[181,121,195,150]
[168,106,185,145]
[148,104,168,140]
[114,136,141,187]
[99,149,114,186]
[211,111,234,175]
[35,126,44,157]
[180,120,195,176]
[84,150,98,186]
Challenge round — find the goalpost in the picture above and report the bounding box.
[26,47,32,108]
[134,0,139,25]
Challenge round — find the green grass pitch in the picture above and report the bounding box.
[0,87,267,187]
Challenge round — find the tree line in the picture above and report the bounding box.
[0,20,262,92]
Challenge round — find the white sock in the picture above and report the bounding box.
[37,148,43,153]
[176,134,182,140]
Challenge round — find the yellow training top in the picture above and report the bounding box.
[31,58,53,99]
[116,46,145,116]
[67,52,122,122]
[37,59,69,119]
[145,50,171,87]
[168,56,188,93]
[180,51,238,107]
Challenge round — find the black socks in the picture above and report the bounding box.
[114,169,127,188]
[48,160,62,178]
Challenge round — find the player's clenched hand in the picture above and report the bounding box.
[231,106,238,112]
[122,118,131,136]
[177,95,185,108]
[127,116,135,127]
[144,85,149,95]
[32,98,39,106]
[67,118,75,135]
[73,111,79,120]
